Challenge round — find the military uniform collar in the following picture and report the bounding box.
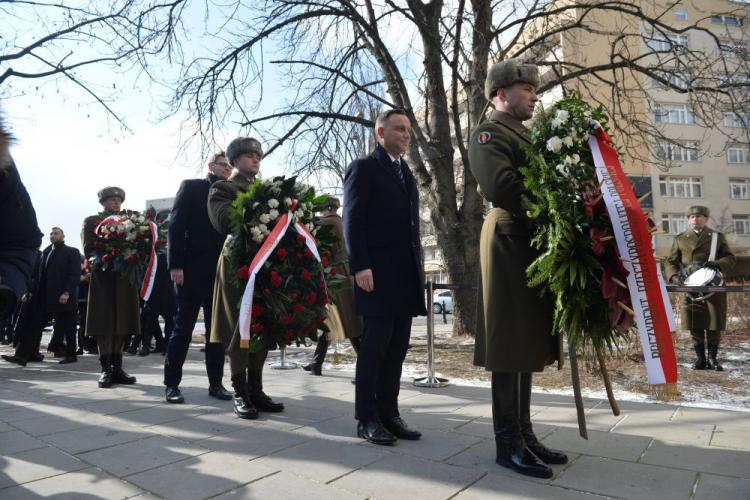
[228,170,255,189]
[489,110,530,142]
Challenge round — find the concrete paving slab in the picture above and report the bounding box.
[77,435,210,477]
[293,414,370,444]
[194,424,312,459]
[146,413,249,442]
[256,438,390,483]
[400,407,475,431]
[331,453,484,499]
[553,455,697,500]
[38,422,156,454]
[693,473,750,500]
[375,430,481,462]
[0,429,48,455]
[541,426,653,462]
[0,466,145,499]
[641,439,750,478]
[11,411,116,437]
[455,470,613,499]
[127,451,278,499]
[711,425,750,450]
[0,446,89,489]
[215,470,363,499]
[613,418,714,445]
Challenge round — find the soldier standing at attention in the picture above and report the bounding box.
[468,59,567,479]
[665,206,735,371]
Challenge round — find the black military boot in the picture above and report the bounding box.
[492,372,553,479]
[98,354,113,388]
[230,372,258,420]
[706,334,723,371]
[111,353,136,384]
[303,336,328,376]
[519,373,568,464]
[691,336,707,370]
[248,368,284,412]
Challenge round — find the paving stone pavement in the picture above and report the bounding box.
[1,344,749,499]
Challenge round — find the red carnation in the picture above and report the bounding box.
[111,249,121,256]
[251,304,264,317]
[270,271,283,288]
[236,265,250,280]
[281,315,293,325]
[304,248,313,259]
[276,248,288,261]
[102,255,110,263]
[297,234,306,243]
[293,303,304,314]
[321,256,330,267]
[306,291,317,305]
[251,323,265,333]
[126,255,136,264]
[330,267,337,276]
[301,269,312,281]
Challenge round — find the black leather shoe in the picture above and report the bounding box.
[98,370,113,388]
[1,354,27,367]
[27,352,44,362]
[58,356,77,364]
[250,392,285,412]
[233,396,259,419]
[383,417,421,440]
[209,384,233,400]
[165,386,185,404]
[75,348,84,355]
[111,354,136,384]
[303,363,322,375]
[527,440,568,464]
[496,436,553,479]
[137,346,150,356]
[357,421,397,445]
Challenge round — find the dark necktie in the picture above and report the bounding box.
[392,160,406,187]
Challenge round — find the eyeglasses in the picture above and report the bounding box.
[212,162,231,168]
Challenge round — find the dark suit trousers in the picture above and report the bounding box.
[355,315,412,422]
[164,284,224,387]
[17,309,76,359]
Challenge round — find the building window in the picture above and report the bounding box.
[730,178,750,199]
[718,39,748,59]
[662,213,688,235]
[628,175,653,209]
[712,14,744,27]
[727,144,750,164]
[659,176,703,198]
[675,7,688,20]
[651,70,690,90]
[733,215,750,235]
[646,33,689,52]
[654,104,696,124]
[723,111,750,128]
[654,141,699,162]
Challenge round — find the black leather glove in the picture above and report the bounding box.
[704,261,721,271]
[669,275,681,285]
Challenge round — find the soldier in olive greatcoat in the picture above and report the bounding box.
[468,59,566,479]
[665,205,735,371]
[208,137,284,420]
[82,187,138,388]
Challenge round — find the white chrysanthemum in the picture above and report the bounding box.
[250,226,262,237]
[259,224,269,234]
[268,199,279,209]
[562,136,574,147]
[295,209,304,219]
[571,154,581,164]
[269,209,279,220]
[253,234,264,243]
[556,109,570,123]
[283,197,292,207]
[259,213,271,224]
[556,163,568,175]
[546,136,563,153]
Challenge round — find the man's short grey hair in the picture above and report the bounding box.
[375,109,408,130]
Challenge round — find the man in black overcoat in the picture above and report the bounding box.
[3,227,80,365]
[0,117,42,322]
[163,152,233,403]
[344,109,427,445]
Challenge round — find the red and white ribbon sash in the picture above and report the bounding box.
[140,220,159,301]
[588,125,677,386]
[238,211,322,348]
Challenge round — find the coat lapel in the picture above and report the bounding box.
[374,145,408,193]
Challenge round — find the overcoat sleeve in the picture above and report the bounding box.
[207,181,235,236]
[468,124,526,213]
[168,180,190,269]
[715,233,736,273]
[81,216,99,259]
[664,236,682,281]
[63,248,80,296]
[343,159,371,274]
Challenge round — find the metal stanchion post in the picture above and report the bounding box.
[414,279,449,388]
[270,346,298,369]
